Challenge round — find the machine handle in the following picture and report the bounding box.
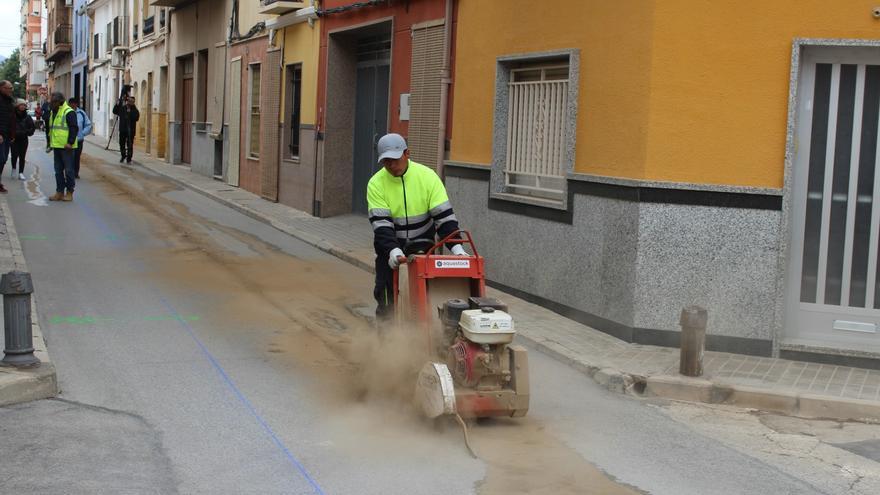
[426,230,480,257]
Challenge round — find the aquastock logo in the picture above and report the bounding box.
[435,259,470,269]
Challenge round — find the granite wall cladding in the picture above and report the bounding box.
[632,202,781,340]
[446,172,783,346]
[190,125,216,177]
[446,176,639,328]
[169,122,182,164]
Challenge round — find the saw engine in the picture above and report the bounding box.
[445,299,515,390]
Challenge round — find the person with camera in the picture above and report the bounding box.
[112,95,139,164]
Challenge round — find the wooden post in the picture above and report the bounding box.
[679,306,708,377]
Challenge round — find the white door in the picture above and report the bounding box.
[786,46,880,351]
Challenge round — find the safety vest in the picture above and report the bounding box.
[367,160,457,242]
[49,103,77,150]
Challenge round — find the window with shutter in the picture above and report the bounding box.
[408,21,445,170]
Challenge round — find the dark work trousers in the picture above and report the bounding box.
[53,148,75,193]
[11,138,27,174]
[374,255,395,321]
[0,138,9,175]
[74,140,83,177]
[119,130,133,160]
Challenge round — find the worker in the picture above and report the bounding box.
[46,92,78,202]
[367,133,468,320]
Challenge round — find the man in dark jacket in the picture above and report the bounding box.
[112,96,139,164]
[0,80,17,193]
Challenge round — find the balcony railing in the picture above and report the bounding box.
[56,24,71,43]
[46,24,72,62]
[143,16,154,35]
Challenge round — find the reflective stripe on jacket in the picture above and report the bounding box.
[367,160,459,258]
[49,103,78,149]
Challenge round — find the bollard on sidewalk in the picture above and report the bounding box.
[679,306,707,377]
[0,271,39,368]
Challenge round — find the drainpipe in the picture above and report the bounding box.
[436,0,453,180]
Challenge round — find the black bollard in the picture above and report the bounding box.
[1,271,39,368]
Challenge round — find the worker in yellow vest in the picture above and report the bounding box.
[46,92,79,202]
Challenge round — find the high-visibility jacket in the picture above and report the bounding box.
[367,160,459,258]
[49,103,78,149]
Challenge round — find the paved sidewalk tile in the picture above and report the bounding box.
[83,137,880,421]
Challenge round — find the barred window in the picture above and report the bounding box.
[503,63,570,202]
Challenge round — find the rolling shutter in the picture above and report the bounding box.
[408,20,445,170]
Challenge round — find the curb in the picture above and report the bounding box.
[0,196,59,407]
[644,374,880,423]
[81,140,880,424]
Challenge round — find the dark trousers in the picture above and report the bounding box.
[119,130,133,160]
[74,140,83,176]
[11,138,28,174]
[0,138,9,175]
[374,255,395,320]
[53,148,75,193]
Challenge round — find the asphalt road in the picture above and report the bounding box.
[0,135,829,494]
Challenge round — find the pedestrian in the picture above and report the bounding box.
[41,99,50,144]
[34,104,42,130]
[0,80,17,193]
[367,133,469,320]
[46,92,78,202]
[11,99,35,181]
[112,95,139,164]
[68,97,92,179]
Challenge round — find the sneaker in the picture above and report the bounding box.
[119,156,124,163]
[0,184,6,193]
[126,158,132,164]
[18,173,25,181]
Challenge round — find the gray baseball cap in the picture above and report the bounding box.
[377,133,407,165]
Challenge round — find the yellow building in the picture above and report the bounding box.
[262,3,321,213]
[445,0,880,363]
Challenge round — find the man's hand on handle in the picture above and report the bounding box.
[451,244,468,256]
[388,247,406,270]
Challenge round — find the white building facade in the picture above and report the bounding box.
[86,0,128,139]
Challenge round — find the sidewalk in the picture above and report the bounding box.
[0,194,58,407]
[85,136,880,423]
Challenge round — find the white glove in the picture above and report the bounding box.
[451,244,468,256]
[388,247,405,270]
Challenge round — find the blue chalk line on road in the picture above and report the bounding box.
[69,184,326,494]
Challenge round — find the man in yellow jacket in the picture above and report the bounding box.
[46,92,79,202]
[367,133,467,319]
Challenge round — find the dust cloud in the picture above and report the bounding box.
[82,155,640,494]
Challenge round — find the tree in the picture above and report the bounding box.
[0,50,27,99]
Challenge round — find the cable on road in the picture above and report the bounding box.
[454,413,478,459]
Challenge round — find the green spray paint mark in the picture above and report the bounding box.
[49,315,202,326]
[49,316,116,325]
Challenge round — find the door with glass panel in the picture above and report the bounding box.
[787,46,880,350]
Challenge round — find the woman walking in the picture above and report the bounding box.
[12,99,35,181]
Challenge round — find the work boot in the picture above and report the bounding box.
[48,192,63,201]
[62,191,73,202]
